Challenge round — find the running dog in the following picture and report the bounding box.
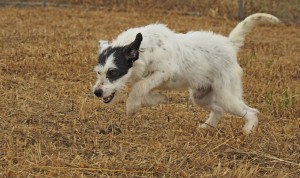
[93,13,279,133]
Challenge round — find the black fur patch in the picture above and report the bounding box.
[97,33,143,83]
[98,47,133,82]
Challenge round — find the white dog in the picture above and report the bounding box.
[93,13,279,133]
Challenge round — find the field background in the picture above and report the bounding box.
[1,0,300,23]
[0,1,300,177]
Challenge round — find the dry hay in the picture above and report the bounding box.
[0,7,299,177]
[3,0,300,24]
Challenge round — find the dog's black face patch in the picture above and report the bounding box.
[97,33,143,82]
[98,47,133,82]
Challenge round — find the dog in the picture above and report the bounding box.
[93,13,279,133]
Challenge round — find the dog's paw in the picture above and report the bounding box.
[199,123,209,129]
[126,97,142,117]
[243,110,259,134]
[243,117,258,134]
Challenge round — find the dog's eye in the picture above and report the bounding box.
[107,69,119,78]
[97,71,101,75]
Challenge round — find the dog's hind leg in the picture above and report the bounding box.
[212,73,259,133]
[219,94,259,133]
[200,111,223,128]
[242,104,259,133]
[230,101,259,134]
[189,88,224,128]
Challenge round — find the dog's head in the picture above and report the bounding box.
[93,33,143,103]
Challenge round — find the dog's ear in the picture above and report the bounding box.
[98,40,109,52]
[124,33,143,63]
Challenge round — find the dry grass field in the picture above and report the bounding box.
[0,7,299,177]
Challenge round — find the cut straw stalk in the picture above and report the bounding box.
[31,165,153,174]
[224,149,300,167]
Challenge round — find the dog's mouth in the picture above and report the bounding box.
[103,92,116,104]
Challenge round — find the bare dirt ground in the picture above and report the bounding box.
[0,7,299,177]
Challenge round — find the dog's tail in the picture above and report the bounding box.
[229,13,280,52]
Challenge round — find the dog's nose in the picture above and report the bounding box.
[94,89,103,97]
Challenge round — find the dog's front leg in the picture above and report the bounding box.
[141,92,167,107]
[126,72,169,116]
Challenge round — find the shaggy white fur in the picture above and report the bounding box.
[93,13,279,133]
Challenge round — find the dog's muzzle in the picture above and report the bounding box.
[94,89,116,104]
[103,92,116,104]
